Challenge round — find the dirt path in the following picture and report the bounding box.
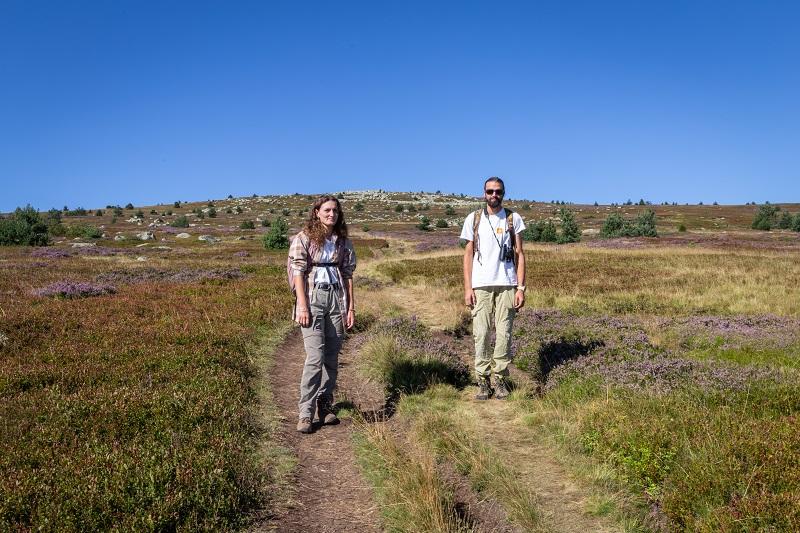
[255,330,381,533]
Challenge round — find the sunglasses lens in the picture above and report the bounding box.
[485,189,503,195]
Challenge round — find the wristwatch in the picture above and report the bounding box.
[516,285,526,292]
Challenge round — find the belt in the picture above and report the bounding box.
[314,282,339,291]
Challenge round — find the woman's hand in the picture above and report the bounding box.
[346,309,355,330]
[296,307,311,328]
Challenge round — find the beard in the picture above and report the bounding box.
[486,196,502,209]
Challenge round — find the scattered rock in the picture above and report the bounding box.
[136,256,147,262]
[175,233,191,239]
[137,231,154,241]
[135,243,150,248]
[114,235,126,241]
[71,242,97,248]
[0,331,8,348]
[582,228,600,235]
[198,235,219,243]
[155,246,172,250]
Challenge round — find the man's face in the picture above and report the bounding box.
[484,182,504,208]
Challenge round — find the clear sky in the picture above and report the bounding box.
[2,0,799,212]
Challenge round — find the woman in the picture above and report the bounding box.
[288,195,356,434]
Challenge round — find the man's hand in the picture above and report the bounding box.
[513,289,525,309]
[296,308,311,328]
[465,289,476,308]
[346,309,355,330]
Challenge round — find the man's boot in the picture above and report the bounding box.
[494,376,510,400]
[296,417,313,434]
[475,376,493,401]
[317,397,340,425]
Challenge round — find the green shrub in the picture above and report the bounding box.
[395,204,404,213]
[0,205,50,246]
[235,206,243,214]
[362,225,370,232]
[678,224,687,232]
[417,216,432,231]
[149,209,158,215]
[281,208,290,216]
[171,216,189,228]
[557,208,581,243]
[173,201,181,208]
[751,204,779,231]
[778,211,793,229]
[521,220,557,242]
[65,207,87,216]
[355,202,365,211]
[262,217,289,249]
[445,205,456,216]
[261,218,271,227]
[134,210,144,218]
[600,210,658,238]
[65,224,102,239]
[94,209,104,216]
[112,206,123,216]
[793,213,800,232]
[240,220,255,230]
[435,219,448,228]
[208,207,217,218]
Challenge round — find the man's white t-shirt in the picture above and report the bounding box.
[460,208,526,289]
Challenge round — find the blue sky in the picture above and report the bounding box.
[1,1,799,212]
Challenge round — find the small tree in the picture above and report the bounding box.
[792,213,800,232]
[0,205,50,246]
[125,203,134,209]
[778,211,793,229]
[174,201,181,208]
[634,210,658,237]
[751,204,779,231]
[557,208,581,243]
[263,217,289,249]
[417,216,432,231]
[600,213,627,238]
[171,216,189,228]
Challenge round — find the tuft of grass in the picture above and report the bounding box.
[352,420,473,532]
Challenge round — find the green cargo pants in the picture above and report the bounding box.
[472,286,516,379]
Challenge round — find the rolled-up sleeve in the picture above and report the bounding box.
[288,233,308,275]
[339,239,356,280]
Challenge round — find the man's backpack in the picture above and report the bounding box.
[287,233,345,294]
[472,208,516,266]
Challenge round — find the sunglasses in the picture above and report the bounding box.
[484,189,504,196]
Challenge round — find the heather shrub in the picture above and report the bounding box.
[32,281,116,298]
[751,204,779,231]
[240,220,255,230]
[0,205,50,246]
[171,216,189,228]
[262,217,289,250]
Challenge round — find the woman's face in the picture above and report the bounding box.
[316,200,339,229]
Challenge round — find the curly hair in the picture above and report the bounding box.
[304,195,349,247]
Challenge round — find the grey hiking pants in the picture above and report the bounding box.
[298,284,345,420]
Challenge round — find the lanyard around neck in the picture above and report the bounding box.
[483,208,505,248]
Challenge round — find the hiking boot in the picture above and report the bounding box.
[475,377,493,401]
[317,398,340,425]
[494,377,510,400]
[296,417,313,434]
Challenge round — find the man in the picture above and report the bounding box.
[460,177,526,400]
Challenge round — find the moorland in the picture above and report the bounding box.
[1,191,799,532]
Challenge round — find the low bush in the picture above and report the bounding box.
[435,218,448,228]
[751,204,779,231]
[417,216,432,231]
[0,205,50,246]
[171,216,189,228]
[263,217,289,249]
[66,224,102,239]
[240,220,255,230]
[600,210,658,238]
